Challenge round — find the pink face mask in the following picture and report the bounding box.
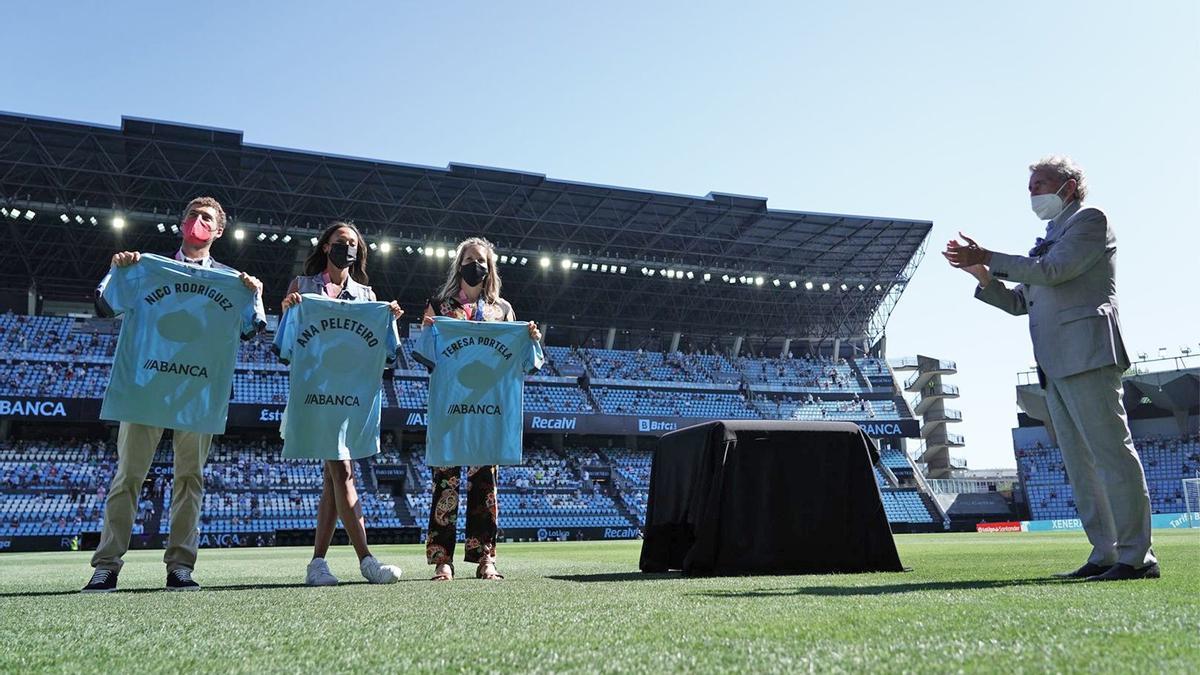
[182,217,214,245]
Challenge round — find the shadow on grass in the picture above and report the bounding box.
[691,577,1065,598]
[548,571,681,583]
[0,580,391,598]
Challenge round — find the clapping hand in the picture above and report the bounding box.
[942,232,991,268]
[942,233,992,286]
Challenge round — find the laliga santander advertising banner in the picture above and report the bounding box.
[978,513,1199,533]
[975,521,1023,533]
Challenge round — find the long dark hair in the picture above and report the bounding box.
[303,221,369,285]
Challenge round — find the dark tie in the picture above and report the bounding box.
[1029,222,1055,258]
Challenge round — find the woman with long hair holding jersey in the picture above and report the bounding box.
[422,236,540,581]
[279,221,405,586]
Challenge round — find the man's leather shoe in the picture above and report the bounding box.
[1052,562,1112,579]
[1085,562,1160,582]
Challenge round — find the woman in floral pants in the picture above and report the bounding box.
[425,465,500,579]
[421,236,540,581]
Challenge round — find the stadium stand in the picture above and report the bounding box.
[0,439,125,536]
[738,356,863,391]
[0,312,919,426]
[879,489,937,523]
[1016,433,1200,520]
[232,372,290,404]
[0,308,933,540]
[855,357,897,389]
[525,384,593,414]
[751,394,900,421]
[0,111,940,553]
[592,387,757,419]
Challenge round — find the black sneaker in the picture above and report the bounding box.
[166,568,201,591]
[81,568,119,593]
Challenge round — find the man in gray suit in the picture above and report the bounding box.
[944,155,1158,582]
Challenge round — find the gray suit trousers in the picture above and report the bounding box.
[1045,366,1155,567]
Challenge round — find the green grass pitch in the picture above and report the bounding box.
[0,530,1196,673]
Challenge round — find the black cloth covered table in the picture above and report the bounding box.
[639,420,904,576]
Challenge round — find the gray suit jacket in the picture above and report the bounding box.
[974,201,1130,380]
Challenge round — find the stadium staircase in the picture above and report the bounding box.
[383,381,399,408]
[401,463,418,493]
[606,483,641,527]
[357,458,378,491]
[877,462,900,488]
[597,448,647,527]
[578,380,602,414]
[847,360,873,392]
[143,494,165,538]
[917,491,944,524]
[391,491,417,526]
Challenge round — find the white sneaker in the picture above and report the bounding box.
[360,555,402,584]
[305,558,339,587]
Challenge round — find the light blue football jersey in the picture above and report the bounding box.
[272,294,400,460]
[97,253,264,433]
[413,317,544,467]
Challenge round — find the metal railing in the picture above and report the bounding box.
[926,478,1018,494]
[909,384,961,410]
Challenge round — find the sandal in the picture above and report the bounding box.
[476,559,504,580]
[430,563,454,581]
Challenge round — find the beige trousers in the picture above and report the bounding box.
[91,421,212,572]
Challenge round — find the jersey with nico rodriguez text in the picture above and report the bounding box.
[413,316,544,467]
[272,294,400,460]
[97,253,265,433]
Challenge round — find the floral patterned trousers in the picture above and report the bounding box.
[425,465,499,565]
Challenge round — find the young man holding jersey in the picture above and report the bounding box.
[82,196,264,593]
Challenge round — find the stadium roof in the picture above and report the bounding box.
[0,111,931,347]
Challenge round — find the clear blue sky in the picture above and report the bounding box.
[7,1,1198,468]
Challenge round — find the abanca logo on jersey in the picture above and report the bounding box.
[304,394,362,406]
[143,359,209,378]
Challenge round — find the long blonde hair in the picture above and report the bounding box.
[435,236,502,304]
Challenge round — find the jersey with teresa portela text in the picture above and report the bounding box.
[413,317,544,467]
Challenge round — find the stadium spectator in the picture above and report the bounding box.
[945,155,1157,582]
[421,236,541,581]
[278,221,404,587]
[83,196,264,594]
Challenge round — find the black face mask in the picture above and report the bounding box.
[328,243,357,270]
[460,261,488,287]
